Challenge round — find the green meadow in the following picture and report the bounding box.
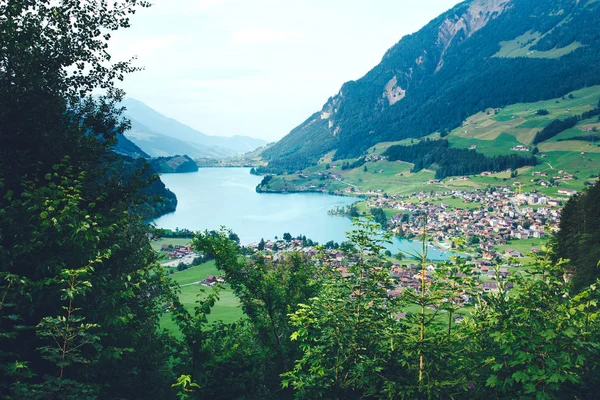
[160,260,244,334]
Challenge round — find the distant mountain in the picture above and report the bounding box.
[125,118,235,159]
[114,134,150,159]
[122,98,267,158]
[263,0,600,171]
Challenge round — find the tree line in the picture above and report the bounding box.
[383,139,537,179]
[553,178,600,292]
[341,157,367,171]
[533,99,600,145]
[532,116,580,144]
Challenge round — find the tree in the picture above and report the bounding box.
[324,240,339,249]
[283,232,292,242]
[228,232,240,244]
[468,257,600,398]
[371,207,387,229]
[177,262,188,271]
[553,179,600,292]
[258,238,266,251]
[192,229,321,397]
[347,204,360,218]
[282,219,397,397]
[0,1,176,398]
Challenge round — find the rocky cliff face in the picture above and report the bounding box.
[435,0,511,70]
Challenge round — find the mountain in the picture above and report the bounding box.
[114,134,150,159]
[122,98,267,158]
[149,155,199,174]
[262,0,600,171]
[125,118,235,159]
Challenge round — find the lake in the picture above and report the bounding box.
[153,168,448,260]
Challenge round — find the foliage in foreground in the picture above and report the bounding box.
[171,220,600,399]
[0,1,179,398]
[553,179,600,292]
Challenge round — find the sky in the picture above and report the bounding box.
[110,0,463,142]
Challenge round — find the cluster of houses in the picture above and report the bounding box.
[199,275,225,287]
[511,145,530,152]
[240,184,581,298]
[160,243,196,260]
[531,169,576,189]
[245,238,319,257]
[365,189,561,257]
[242,240,517,305]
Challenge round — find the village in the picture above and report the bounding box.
[238,185,574,303]
[237,233,516,311]
[363,187,564,256]
[157,185,574,308]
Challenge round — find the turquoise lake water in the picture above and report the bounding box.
[153,168,448,260]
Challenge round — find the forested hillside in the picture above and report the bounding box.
[114,134,150,159]
[149,155,199,174]
[554,179,600,292]
[113,138,178,218]
[262,0,600,171]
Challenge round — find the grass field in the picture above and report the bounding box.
[493,30,583,59]
[495,238,548,255]
[150,237,192,252]
[160,260,243,333]
[448,132,524,157]
[446,86,600,156]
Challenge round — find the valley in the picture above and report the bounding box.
[3,0,600,398]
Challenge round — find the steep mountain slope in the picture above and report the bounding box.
[263,0,600,171]
[122,98,267,158]
[114,134,150,159]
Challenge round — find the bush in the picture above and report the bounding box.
[177,262,188,271]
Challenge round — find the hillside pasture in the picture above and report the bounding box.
[161,260,243,333]
[448,86,600,152]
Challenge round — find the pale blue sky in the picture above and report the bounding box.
[111,0,462,141]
